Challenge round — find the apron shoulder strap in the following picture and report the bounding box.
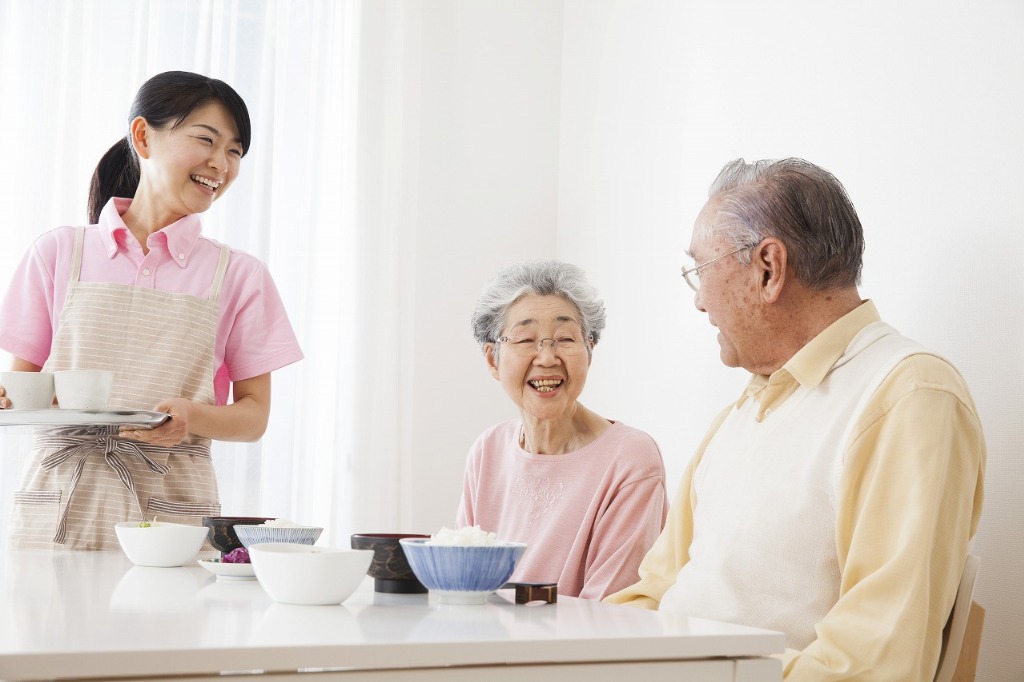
[208,244,231,302]
[69,227,86,284]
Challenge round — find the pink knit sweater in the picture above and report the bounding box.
[457,420,667,600]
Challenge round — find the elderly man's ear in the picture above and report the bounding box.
[755,238,787,303]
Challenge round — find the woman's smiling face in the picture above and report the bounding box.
[486,294,592,422]
[134,100,244,222]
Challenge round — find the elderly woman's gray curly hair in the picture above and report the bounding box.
[471,261,606,357]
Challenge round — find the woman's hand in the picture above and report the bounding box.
[116,373,271,445]
[119,398,193,447]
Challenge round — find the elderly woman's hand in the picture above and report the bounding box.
[119,398,192,447]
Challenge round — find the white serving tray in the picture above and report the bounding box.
[0,409,170,429]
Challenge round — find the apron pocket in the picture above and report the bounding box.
[146,497,221,525]
[10,490,63,548]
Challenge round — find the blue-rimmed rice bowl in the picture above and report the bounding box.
[399,537,527,604]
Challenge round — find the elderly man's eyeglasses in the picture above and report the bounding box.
[497,334,589,357]
[680,244,757,293]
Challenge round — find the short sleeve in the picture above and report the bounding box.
[220,258,303,382]
[0,234,61,366]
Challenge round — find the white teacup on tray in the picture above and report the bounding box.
[55,370,114,410]
[0,371,55,410]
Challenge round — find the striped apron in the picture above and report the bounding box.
[8,227,226,550]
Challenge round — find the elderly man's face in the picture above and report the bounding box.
[689,200,764,372]
[486,294,592,422]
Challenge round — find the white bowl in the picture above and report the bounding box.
[399,538,527,604]
[114,521,208,568]
[234,524,323,548]
[249,543,373,605]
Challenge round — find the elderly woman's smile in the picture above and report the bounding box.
[487,294,592,419]
[529,378,563,393]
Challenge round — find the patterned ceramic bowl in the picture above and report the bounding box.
[234,524,323,549]
[398,538,527,604]
[350,533,431,593]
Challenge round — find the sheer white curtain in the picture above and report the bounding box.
[0,0,403,545]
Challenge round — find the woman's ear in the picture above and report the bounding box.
[756,238,788,303]
[129,116,152,159]
[484,344,500,380]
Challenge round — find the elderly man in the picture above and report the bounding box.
[606,158,985,680]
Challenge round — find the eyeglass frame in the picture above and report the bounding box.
[494,334,592,357]
[680,242,759,293]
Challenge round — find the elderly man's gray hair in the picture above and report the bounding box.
[707,158,865,290]
[471,261,607,350]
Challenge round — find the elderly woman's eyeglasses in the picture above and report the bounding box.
[497,335,589,356]
[680,244,757,293]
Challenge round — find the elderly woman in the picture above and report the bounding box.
[458,260,667,600]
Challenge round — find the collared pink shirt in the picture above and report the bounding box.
[0,198,303,404]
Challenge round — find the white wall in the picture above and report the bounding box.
[394,0,566,531]
[400,1,1023,680]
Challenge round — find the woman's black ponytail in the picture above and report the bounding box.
[87,138,140,224]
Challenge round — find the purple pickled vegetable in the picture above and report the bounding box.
[222,547,250,564]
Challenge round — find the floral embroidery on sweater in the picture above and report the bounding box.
[511,475,566,526]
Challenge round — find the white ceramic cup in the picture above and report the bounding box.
[0,371,56,410]
[54,370,114,410]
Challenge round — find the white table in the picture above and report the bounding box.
[0,548,784,681]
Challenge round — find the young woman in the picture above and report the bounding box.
[0,71,303,550]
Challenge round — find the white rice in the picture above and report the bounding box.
[262,518,301,528]
[428,525,499,546]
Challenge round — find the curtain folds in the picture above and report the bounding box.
[0,0,394,545]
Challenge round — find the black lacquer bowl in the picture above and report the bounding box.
[350,533,431,593]
[203,516,276,555]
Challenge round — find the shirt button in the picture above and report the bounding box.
[178,253,185,261]
[764,409,773,417]
[142,269,151,276]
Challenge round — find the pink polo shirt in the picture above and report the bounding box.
[0,198,303,405]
